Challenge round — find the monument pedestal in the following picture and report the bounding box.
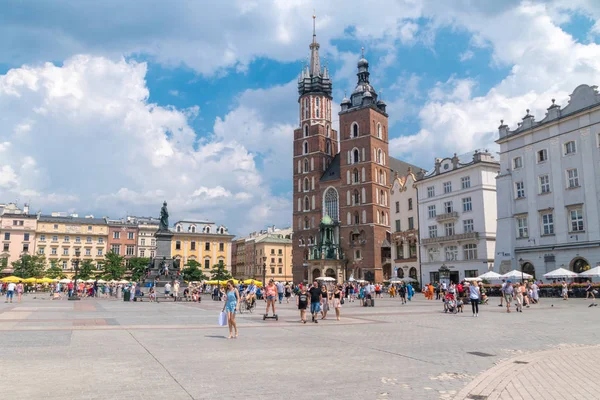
[140,230,180,289]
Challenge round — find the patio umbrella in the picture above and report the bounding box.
[501,270,533,280]
[23,277,37,284]
[58,278,71,283]
[316,276,336,282]
[477,271,503,281]
[578,266,600,278]
[0,276,21,283]
[118,280,130,284]
[464,277,482,282]
[96,279,107,284]
[544,268,578,279]
[38,278,57,284]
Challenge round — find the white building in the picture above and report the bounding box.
[127,216,159,259]
[390,167,426,283]
[416,151,499,285]
[495,84,600,278]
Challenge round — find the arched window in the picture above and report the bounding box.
[304,217,309,229]
[377,123,382,139]
[303,159,309,173]
[377,149,382,164]
[303,178,309,192]
[315,97,320,118]
[352,122,359,138]
[380,170,384,184]
[375,168,379,183]
[219,227,224,234]
[303,141,309,154]
[353,190,360,205]
[303,98,309,120]
[381,211,385,225]
[304,196,310,211]
[324,188,339,221]
[353,149,359,163]
[303,125,309,137]
[176,225,182,232]
[380,190,385,205]
[326,125,330,137]
[326,140,331,155]
[206,226,211,233]
[353,168,359,183]
[354,212,360,225]
[190,225,196,233]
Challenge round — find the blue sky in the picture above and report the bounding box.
[1,0,600,236]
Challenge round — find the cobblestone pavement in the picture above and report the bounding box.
[0,294,598,400]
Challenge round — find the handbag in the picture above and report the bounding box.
[341,298,345,305]
[218,311,227,326]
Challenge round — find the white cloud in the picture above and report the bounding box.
[459,49,474,61]
[0,55,291,235]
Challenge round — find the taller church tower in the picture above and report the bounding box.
[292,15,339,283]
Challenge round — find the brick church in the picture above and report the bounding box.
[292,17,420,284]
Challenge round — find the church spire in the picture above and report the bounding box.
[309,12,321,77]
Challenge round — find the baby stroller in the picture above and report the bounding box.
[444,293,458,314]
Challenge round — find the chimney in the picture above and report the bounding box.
[498,120,509,138]
[23,203,29,215]
[545,98,561,121]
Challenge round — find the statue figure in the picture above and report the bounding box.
[159,201,169,231]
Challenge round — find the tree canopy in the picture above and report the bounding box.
[209,263,232,281]
[128,257,150,281]
[12,254,46,278]
[103,251,125,280]
[182,260,207,282]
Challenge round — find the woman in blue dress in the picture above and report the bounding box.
[223,280,240,339]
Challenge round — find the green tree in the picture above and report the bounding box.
[12,254,46,278]
[128,257,150,281]
[103,251,125,280]
[209,263,232,281]
[45,265,66,279]
[182,260,207,282]
[77,260,95,280]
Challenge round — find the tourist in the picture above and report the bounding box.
[531,280,539,304]
[469,282,480,317]
[297,286,308,323]
[276,280,285,304]
[164,281,171,298]
[284,283,292,303]
[223,280,239,339]
[388,284,396,298]
[264,279,277,317]
[149,287,156,302]
[499,279,506,307]
[406,282,414,301]
[67,281,74,297]
[561,280,569,301]
[428,282,435,300]
[244,281,257,307]
[399,282,406,304]
[320,285,330,320]
[16,281,24,303]
[515,282,524,312]
[479,282,488,305]
[173,280,180,300]
[374,283,381,298]
[349,283,355,302]
[523,280,531,308]
[585,280,594,301]
[130,282,136,302]
[308,281,322,323]
[502,280,514,313]
[332,285,342,321]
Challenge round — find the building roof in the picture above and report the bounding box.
[38,215,107,225]
[320,153,341,182]
[388,157,427,179]
[255,234,292,244]
[1,213,36,219]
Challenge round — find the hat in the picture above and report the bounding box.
[507,280,512,283]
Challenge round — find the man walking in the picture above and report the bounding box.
[5,281,16,303]
[498,279,506,307]
[308,281,322,324]
[276,281,284,304]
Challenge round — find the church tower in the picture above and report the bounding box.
[338,51,390,283]
[292,15,339,283]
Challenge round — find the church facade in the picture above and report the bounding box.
[292,18,399,284]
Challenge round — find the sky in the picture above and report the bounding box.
[2,0,600,236]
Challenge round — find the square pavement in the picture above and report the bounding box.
[1,293,598,399]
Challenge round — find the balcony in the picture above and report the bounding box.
[422,231,479,245]
[436,211,459,222]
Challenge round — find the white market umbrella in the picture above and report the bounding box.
[578,266,600,278]
[316,276,335,282]
[501,270,533,280]
[118,280,130,284]
[85,279,95,283]
[58,278,72,283]
[96,279,107,284]
[400,277,417,283]
[544,268,578,279]
[464,277,482,282]
[389,277,403,283]
[477,271,503,281]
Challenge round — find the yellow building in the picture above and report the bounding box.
[171,220,234,277]
[36,215,108,275]
[232,227,293,282]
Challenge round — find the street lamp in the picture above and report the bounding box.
[262,256,267,287]
[69,249,81,301]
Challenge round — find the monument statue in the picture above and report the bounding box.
[159,201,169,231]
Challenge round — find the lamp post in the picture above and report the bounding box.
[262,256,267,287]
[69,249,81,301]
[519,258,524,283]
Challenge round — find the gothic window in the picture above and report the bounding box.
[326,140,331,155]
[303,178,309,192]
[304,217,309,230]
[351,122,359,138]
[380,170,384,184]
[326,125,330,137]
[304,98,309,120]
[353,190,360,205]
[303,159,309,173]
[375,168,379,183]
[381,211,385,225]
[354,212,360,225]
[353,168,359,183]
[304,196,310,211]
[377,149,382,164]
[377,123,382,139]
[353,149,359,163]
[324,188,339,221]
[303,125,309,137]
[303,141,309,154]
[315,97,320,118]
[380,190,385,206]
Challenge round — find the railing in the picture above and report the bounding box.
[436,211,459,222]
[422,231,479,244]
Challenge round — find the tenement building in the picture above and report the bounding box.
[495,84,600,277]
[416,151,499,285]
[0,203,36,272]
[292,17,401,283]
[390,164,427,282]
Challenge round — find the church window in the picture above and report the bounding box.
[353,168,359,183]
[303,98,309,120]
[380,190,385,206]
[303,178,309,192]
[354,212,360,225]
[353,149,359,163]
[303,159,309,173]
[315,97,320,118]
[380,170,384,184]
[377,123,382,139]
[381,211,386,225]
[303,125,309,137]
[326,125,330,137]
[351,122,359,138]
[303,141,309,154]
[324,188,339,222]
[353,190,360,205]
[304,196,310,211]
[377,149,382,164]
[304,218,309,230]
[326,140,331,155]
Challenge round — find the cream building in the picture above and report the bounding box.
[36,215,108,273]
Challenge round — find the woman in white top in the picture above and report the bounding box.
[469,283,481,317]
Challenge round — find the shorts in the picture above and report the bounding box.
[165,291,170,295]
[298,303,307,310]
[278,293,283,301]
[6,290,13,299]
[225,302,237,313]
[310,302,321,314]
[504,294,513,304]
[267,295,276,301]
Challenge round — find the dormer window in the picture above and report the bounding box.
[190,225,196,233]
[204,226,211,234]
[176,225,182,232]
[219,227,225,234]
